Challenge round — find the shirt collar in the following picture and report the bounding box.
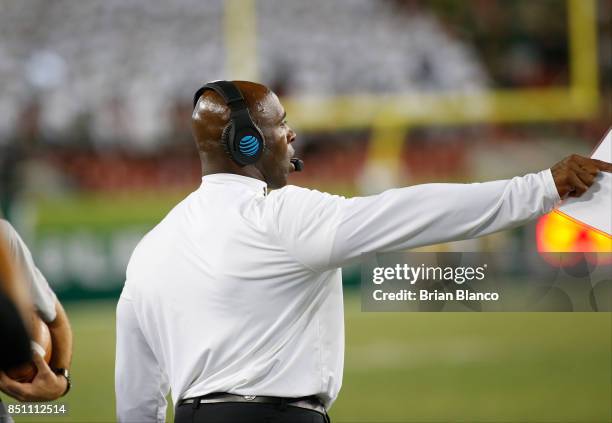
[201,173,268,196]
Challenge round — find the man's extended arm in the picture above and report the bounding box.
[329,155,612,268]
[328,170,557,266]
[274,155,611,271]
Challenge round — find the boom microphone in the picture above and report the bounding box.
[290,158,304,172]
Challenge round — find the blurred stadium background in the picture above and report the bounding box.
[0,0,610,421]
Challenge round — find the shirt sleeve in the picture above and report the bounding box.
[269,186,344,271]
[272,170,559,271]
[329,169,560,267]
[0,220,57,322]
[115,294,169,423]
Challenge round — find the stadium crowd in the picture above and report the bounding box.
[0,0,609,219]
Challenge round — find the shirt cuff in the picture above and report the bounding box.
[539,168,561,211]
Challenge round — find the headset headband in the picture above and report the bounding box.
[193,80,246,111]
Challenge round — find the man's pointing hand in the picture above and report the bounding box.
[551,154,612,199]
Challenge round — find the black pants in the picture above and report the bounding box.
[174,402,330,423]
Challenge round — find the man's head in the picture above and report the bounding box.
[192,81,297,189]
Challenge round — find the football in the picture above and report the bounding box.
[6,314,53,383]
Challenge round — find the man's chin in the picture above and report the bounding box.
[267,178,288,189]
[262,162,293,189]
[266,170,290,189]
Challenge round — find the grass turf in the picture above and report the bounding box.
[2,295,610,422]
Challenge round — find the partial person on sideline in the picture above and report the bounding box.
[0,220,73,410]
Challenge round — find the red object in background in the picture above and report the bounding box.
[52,151,202,192]
[537,211,611,252]
[536,211,612,266]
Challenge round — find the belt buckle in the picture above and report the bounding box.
[243,395,256,401]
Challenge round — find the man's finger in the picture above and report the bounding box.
[571,154,611,171]
[0,371,25,391]
[0,372,11,395]
[0,386,26,402]
[0,372,29,400]
[570,162,596,185]
[571,159,599,176]
[0,371,17,389]
[568,173,589,197]
[592,159,612,172]
[31,350,51,374]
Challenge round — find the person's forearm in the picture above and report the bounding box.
[47,300,72,370]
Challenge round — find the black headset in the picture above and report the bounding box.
[193,80,264,166]
[193,80,303,171]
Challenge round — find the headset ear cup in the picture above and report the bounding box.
[221,122,234,157]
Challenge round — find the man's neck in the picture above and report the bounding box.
[201,161,266,184]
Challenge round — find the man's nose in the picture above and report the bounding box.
[288,127,297,143]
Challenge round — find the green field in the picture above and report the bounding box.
[3,295,611,423]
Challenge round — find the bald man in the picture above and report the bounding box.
[115,81,611,423]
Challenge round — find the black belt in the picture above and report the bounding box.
[178,392,327,416]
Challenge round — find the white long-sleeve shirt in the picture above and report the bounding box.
[115,171,559,422]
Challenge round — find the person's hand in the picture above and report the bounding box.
[0,353,67,402]
[551,154,612,199]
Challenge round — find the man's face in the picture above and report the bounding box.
[255,92,297,189]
